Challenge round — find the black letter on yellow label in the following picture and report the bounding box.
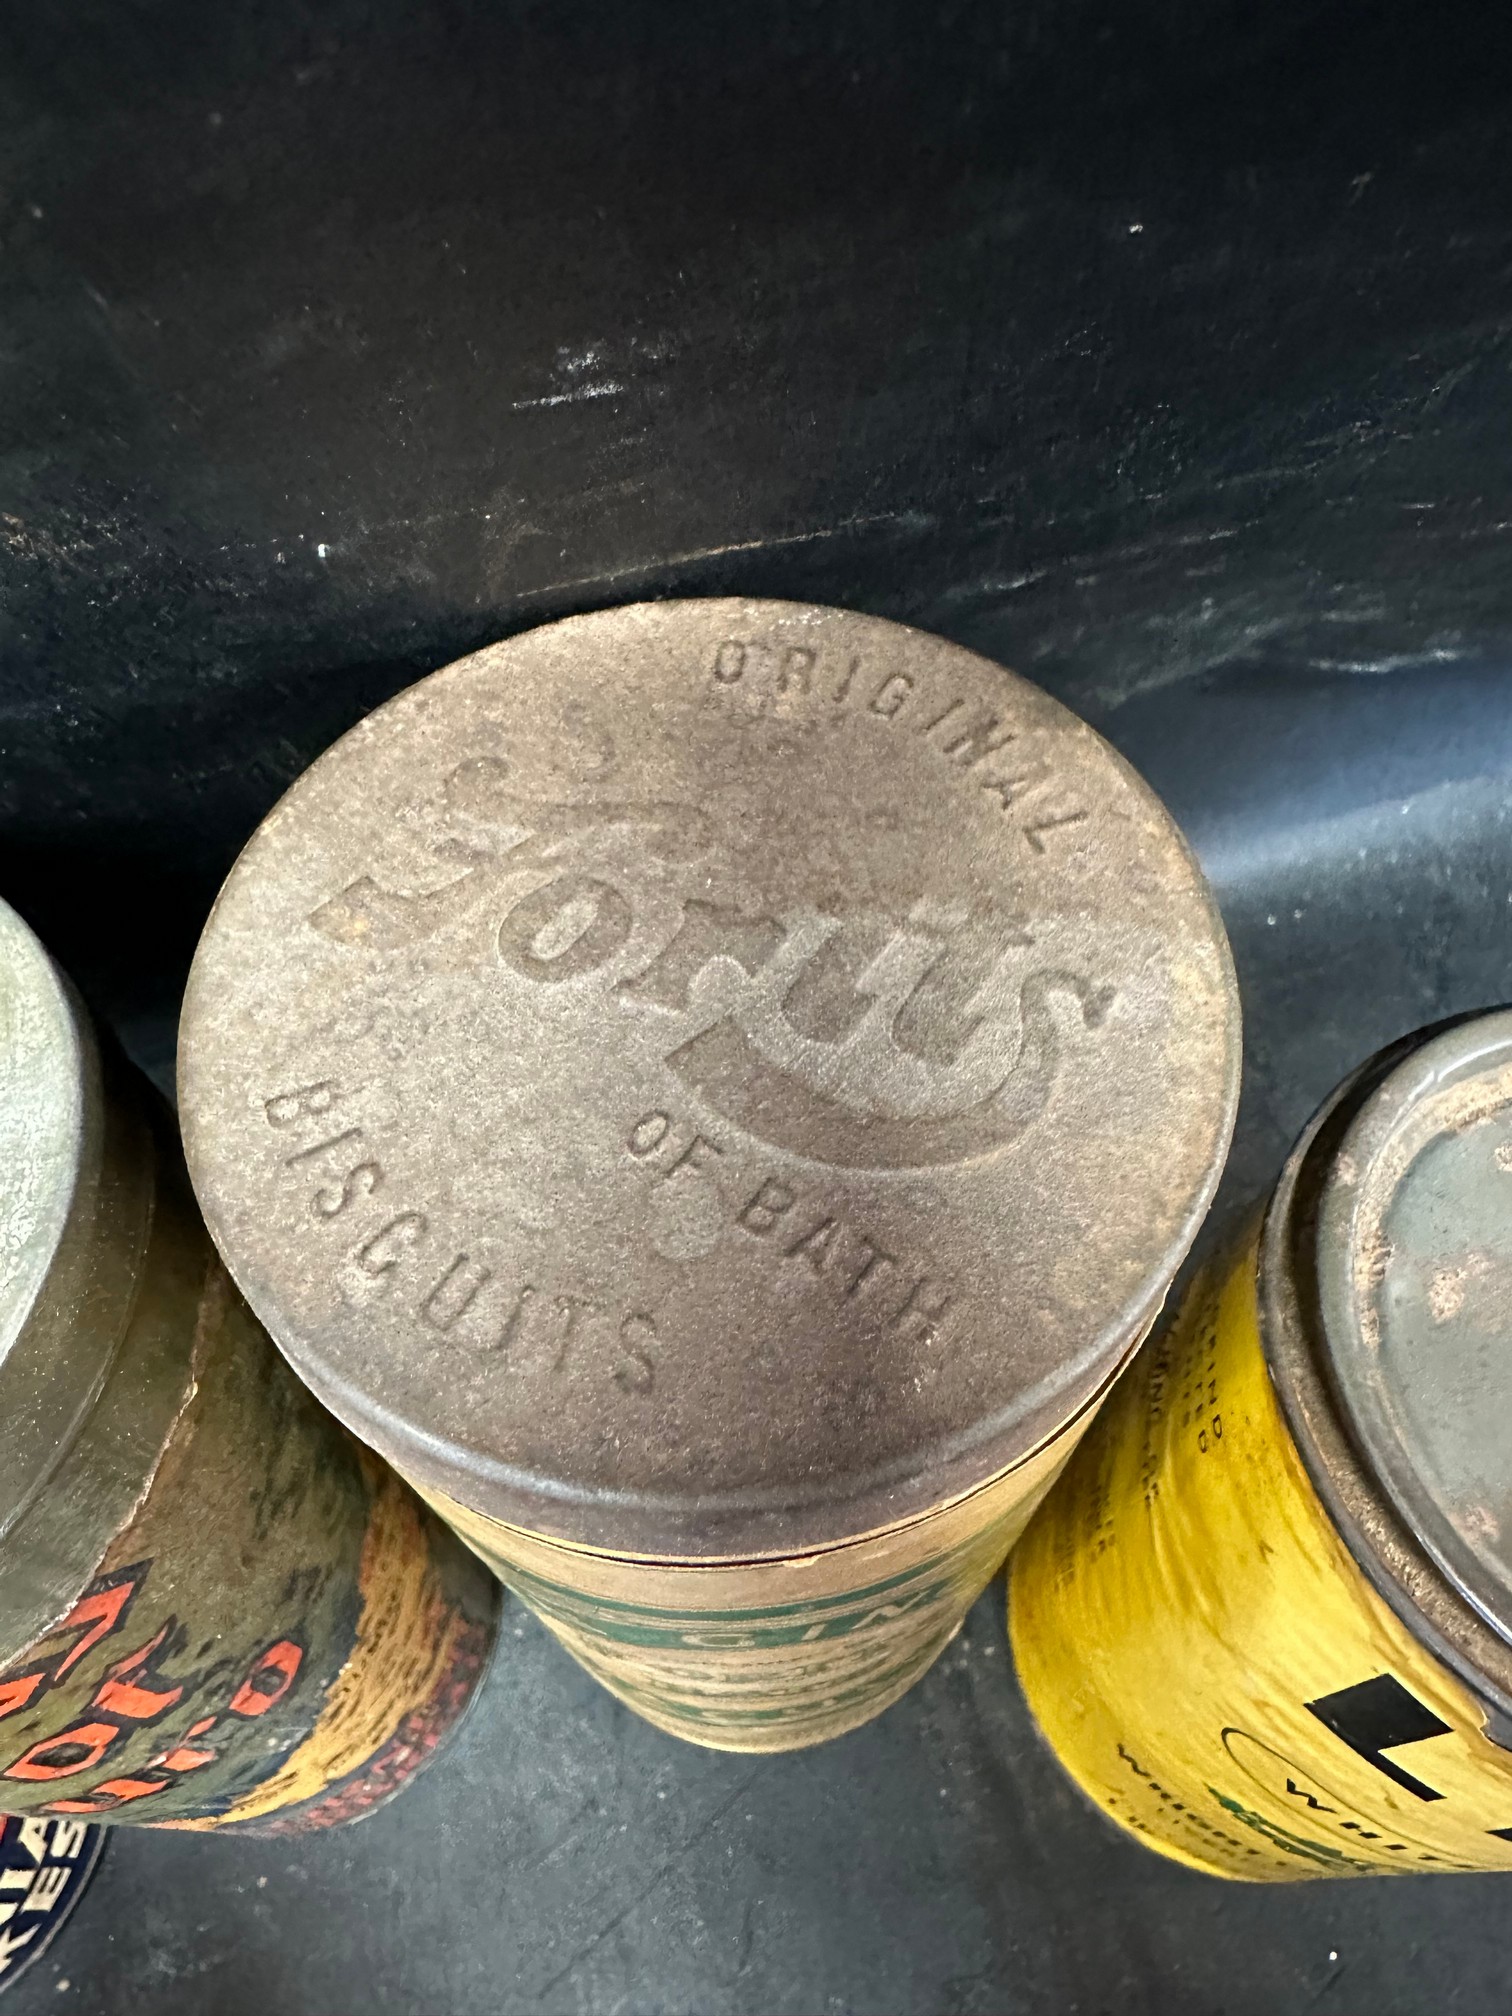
[1305,1674,1450,1801]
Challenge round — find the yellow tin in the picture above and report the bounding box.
[1014,1012,1512,1878]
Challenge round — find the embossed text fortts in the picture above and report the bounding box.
[303,639,1115,1177]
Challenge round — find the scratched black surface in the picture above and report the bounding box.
[6,2,1512,2010]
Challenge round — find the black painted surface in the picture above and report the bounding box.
[4,2,1512,2008]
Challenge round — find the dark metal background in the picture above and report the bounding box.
[5,1,1512,2008]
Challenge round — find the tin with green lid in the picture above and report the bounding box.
[0,898,496,1831]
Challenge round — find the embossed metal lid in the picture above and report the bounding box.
[0,896,149,1543]
[1315,1011,1512,1648]
[178,600,1239,1557]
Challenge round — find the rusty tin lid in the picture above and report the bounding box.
[1313,1011,1512,1649]
[178,600,1239,1558]
[0,897,151,1546]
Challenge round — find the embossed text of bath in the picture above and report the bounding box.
[305,638,1113,1171]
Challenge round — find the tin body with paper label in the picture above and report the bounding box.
[179,598,1239,1750]
[0,900,496,1832]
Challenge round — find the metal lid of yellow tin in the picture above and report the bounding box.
[0,898,151,1544]
[178,599,1239,1557]
[1315,1011,1512,1647]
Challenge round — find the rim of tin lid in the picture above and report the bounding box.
[179,599,1240,1558]
[1314,1009,1512,1651]
[0,898,120,1541]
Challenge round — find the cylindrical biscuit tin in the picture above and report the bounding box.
[1013,1010,1512,1878]
[177,598,1239,1751]
[0,899,496,1832]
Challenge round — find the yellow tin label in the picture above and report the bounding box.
[416,1418,1083,1752]
[1011,1236,1512,1879]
